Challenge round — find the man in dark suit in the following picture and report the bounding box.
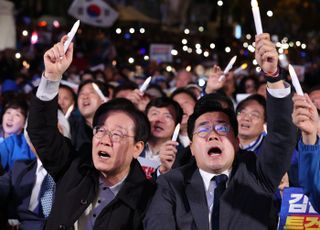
[27,35,155,229]
[144,33,296,230]
[0,110,70,230]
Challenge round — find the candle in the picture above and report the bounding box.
[288,64,304,96]
[92,83,108,102]
[218,56,237,81]
[251,0,263,35]
[64,20,80,54]
[171,123,180,141]
[139,76,152,93]
[64,104,74,119]
[234,63,248,75]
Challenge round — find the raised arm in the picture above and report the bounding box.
[254,33,296,192]
[292,93,320,212]
[27,36,74,179]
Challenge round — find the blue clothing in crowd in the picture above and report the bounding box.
[0,133,36,172]
[298,138,320,213]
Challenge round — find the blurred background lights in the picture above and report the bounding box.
[301,44,307,49]
[171,49,178,56]
[144,55,149,60]
[128,57,134,63]
[225,46,231,53]
[53,20,60,28]
[203,51,209,57]
[186,65,192,72]
[15,52,21,59]
[129,28,135,34]
[22,30,28,37]
[198,26,204,32]
[116,28,122,34]
[184,28,190,34]
[217,0,223,6]
[182,39,187,44]
[31,31,38,44]
[210,43,216,49]
[267,10,273,17]
[252,59,258,65]
[139,28,145,34]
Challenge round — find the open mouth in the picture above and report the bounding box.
[98,151,110,159]
[208,147,222,156]
[240,123,250,129]
[154,125,164,131]
[5,123,13,128]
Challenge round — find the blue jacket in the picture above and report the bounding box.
[298,138,320,213]
[0,134,36,172]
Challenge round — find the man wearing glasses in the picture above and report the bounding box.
[144,33,296,230]
[27,35,155,229]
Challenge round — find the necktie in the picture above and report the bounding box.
[39,174,55,218]
[211,174,228,230]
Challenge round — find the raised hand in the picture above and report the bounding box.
[292,94,319,144]
[205,65,225,94]
[255,33,278,76]
[43,35,74,81]
[158,140,179,174]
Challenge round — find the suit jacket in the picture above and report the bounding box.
[27,95,156,230]
[144,92,296,230]
[0,160,46,230]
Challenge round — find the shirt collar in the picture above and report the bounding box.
[99,174,127,197]
[199,168,231,192]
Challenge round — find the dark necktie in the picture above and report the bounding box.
[211,174,228,230]
[39,174,55,218]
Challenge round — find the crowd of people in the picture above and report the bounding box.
[0,28,320,230]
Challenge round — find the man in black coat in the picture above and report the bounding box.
[27,35,155,229]
[144,33,297,230]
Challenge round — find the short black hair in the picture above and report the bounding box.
[236,94,266,122]
[59,84,77,102]
[171,87,197,103]
[187,94,238,140]
[145,97,183,125]
[2,99,28,119]
[93,98,150,143]
[78,79,109,97]
[203,92,235,111]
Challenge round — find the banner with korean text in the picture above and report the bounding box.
[279,187,320,229]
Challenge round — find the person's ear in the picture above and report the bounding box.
[132,141,144,158]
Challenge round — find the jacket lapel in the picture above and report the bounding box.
[185,168,209,230]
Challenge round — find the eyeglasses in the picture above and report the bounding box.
[193,123,231,138]
[93,126,134,142]
[236,110,262,120]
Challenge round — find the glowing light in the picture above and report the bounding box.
[144,55,149,61]
[248,45,255,53]
[217,0,223,6]
[166,66,172,72]
[15,52,21,59]
[252,59,258,65]
[129,28,135,34]
[256,66,261,72]
[183,46,188,51]
[128,57,134,64]
[171,49,178,56]
[195,43,201,49]
[278,48,284,54]
[196,49,203,55]
[198,79,206,87]
[112,60,117,66]
[22,60,30,69]
[243,42,249,48]
[198,26,204,32]
[187,48,192,53]
[53,20,60,28]
[182,39,187,44]
[289,42,294,47]
[22,30,28,36]
[38,20,47,27]
[140,28,145,34]
[184,28,190,34]
[210,43,216,49]
[296,41,301,47]
[301,44,307,49]
[203,51,209,57]
[225,46,231,53]
[116,28,122,34]
[267,10,273,17]
[246,34,252,40]
[31,31,38,44]
[186,65,192,72]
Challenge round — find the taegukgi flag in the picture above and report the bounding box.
[68,0,118,27]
